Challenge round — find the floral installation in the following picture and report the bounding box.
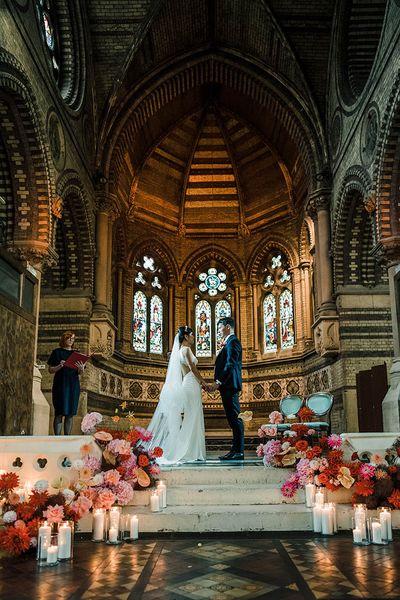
[0,472,89,556]
[77,411,163,511]
[258,414,400,509]
[298,406,315,422]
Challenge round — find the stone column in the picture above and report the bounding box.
[168,283,174,350]
[115,263,124,347]
[308,190,339,357]
[90,193,117,357]
[300,261,313,343]
[251,282,259,351]
[381,241,400,430]
[234,284,241,342]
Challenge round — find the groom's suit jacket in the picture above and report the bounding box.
[214,335,242,393]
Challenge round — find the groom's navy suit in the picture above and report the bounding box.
[214,334,244,453]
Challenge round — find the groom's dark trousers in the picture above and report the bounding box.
[214,335,244,453]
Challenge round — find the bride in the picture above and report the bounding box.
[147,325,206,463]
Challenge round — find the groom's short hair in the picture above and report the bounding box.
[219,316,235,330]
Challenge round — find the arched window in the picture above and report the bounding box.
[194,266,232,357]
[132,254,165,354]
[262,251,295,352]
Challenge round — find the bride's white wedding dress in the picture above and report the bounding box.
[146,336,206,464]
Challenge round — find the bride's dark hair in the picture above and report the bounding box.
[178,325,193,344]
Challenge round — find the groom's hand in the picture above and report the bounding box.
[208,382,220,392]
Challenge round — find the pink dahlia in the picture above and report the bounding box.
[281,473,300,498]
[359,463,376,480]
[327,434,342,449]
[135,426,153,442]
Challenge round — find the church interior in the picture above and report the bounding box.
[1,1,400,598]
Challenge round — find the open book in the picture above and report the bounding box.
[64,351,91,370]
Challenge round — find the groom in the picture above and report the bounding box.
[211,317,244,461]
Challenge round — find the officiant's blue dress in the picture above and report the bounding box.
[47,348,80,416]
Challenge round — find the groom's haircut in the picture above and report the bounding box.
[219,316,235,330]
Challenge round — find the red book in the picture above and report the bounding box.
[63,351,91,370]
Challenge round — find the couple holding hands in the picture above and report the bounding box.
[148,317,244,464]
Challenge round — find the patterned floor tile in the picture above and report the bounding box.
[179,542,262,561]
[165,572,278,599]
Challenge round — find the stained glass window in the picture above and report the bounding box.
[195,300,212,357]
[35,0,60,84]
[215,300,231,352]
[132,255,165,354]
[280,289,294,349]
[133,291,147,352]
[262,250,295,352]
[149,295,163,354]
[263,294,277,352]
[198,268,227,296]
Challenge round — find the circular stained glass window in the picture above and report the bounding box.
[198,268,227,297]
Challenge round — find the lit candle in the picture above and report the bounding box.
[109,507,121,530]
[24,481,33,496]
[305,483,315,508]
[371,521,382,544]
[328,502,337,532]
[312,505,322,533]
[315,489,324,506]
[38,522,52,560]
[352,528,362,544]
[379,509,392,542]
[46,545,58,564]
[130,515,139,540]
[93,510,105,541]
[108,527,118,543]
[354,511,366,540]
[321,505,334,535]
[150,491,160,512]
[157,481,167,508]
[58,523,72,560]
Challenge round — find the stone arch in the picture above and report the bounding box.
[372,69,400,247]
[182,245,245,286]
[336,0,388,106]
[333,168,385,288]
[0,48,56,257]
[247,236,299,281]
[42,171,95,290]
[128,238,179,283]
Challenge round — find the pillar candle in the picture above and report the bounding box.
[315,489,324,506]
[312,505,322,533]
[371,521,382,544]
[109,508,121,530]
[321,506,334,535]
[38,522,52,560]
[130,515,139,540]
[58,523,72,559]
[46,546,58,564]
[379,510,392,541]
[354,512,366,540]
[352,528,362,544]
[305,483,315,508]
[328,502,337,532]
[93,510,105,541]
[108,527,118,543]
[157,482,167,508]
[150,492,160,512]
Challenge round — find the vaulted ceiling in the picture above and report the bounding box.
[86,0,335,237]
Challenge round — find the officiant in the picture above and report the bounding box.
[47,331,86,435]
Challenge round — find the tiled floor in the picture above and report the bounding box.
[0,535,398,600]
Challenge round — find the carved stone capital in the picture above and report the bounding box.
[89,311,117,359]
[5,241,58,270]
[380,236,400,266]
[51,195,63,219]
[364,192,376,214]
[96,192,118,214]
[312,316,340,357]
[237,221,250,238]
[178,222,186,237]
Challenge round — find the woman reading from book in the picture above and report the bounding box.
[47,331,87,435]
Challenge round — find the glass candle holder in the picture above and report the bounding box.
[92,508,106,542]
[58,520,74,561]
[45,534,59,566]
[121,513,139,542]
[107,507,122,545]
[377,507,392,542]
[370,517,388,545]
[351,516,370,546]
[37,521,52,563]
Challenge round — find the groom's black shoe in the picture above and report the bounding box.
[219,451,244,461]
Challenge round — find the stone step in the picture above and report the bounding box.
[159,464,291,486]
[130,484,305,506]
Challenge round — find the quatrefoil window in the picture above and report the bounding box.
[198,268,227,297]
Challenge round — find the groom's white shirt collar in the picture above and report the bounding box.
[224,333,234,343]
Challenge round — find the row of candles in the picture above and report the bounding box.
[352,503,393,545]
[37,521,74,566]
[92,481,167,543]
[305,482,394,543]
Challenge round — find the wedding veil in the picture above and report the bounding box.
[145,334,185,458]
